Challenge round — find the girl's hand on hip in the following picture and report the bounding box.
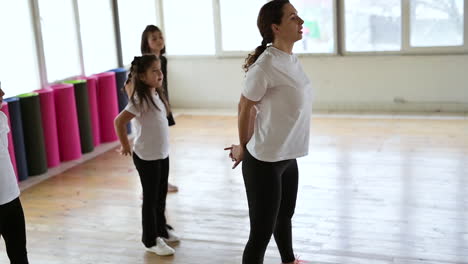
[118,145,132,156]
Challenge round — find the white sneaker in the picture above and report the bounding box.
[146,237,175,256]
[164,228,180,243]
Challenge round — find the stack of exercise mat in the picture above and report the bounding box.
[0,68,129,181]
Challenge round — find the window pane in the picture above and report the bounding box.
[219,0,265,52]
[38,0,82,82]
[77,0,119,75]
[0,1,41,96]
[118,0,159,65]
[410,0,464,47]
[345,0,401,52]
[292,0,335,54]
[163,0,215,55]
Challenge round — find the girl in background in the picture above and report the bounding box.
[140,25,178,193]
[115,55,179,256]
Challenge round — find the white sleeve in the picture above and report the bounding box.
[242,65,268,102]
[124,100,141,117]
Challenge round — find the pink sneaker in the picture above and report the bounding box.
[282,255,308,264]
[294,255,307,264]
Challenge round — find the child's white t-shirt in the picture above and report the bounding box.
[125,93,169,161]
[242,46,313,162]
[0,112,20,205]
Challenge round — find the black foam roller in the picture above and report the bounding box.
[64,80,94,154]
[17,93,47,176]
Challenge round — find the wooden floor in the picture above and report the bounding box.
[1,114,468,264]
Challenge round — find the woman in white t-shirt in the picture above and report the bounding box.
[225,1,312,263]
[114,55,179,256]
[0,86,30,264]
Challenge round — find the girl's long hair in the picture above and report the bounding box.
[124,55,170,114]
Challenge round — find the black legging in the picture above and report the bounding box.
[242,149,298,264]
[0,197,29,264]
[133,153,170,248]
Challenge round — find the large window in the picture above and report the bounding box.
[77,0,119,75]
[410,0,464,47]
[163,0,216,55]
[118,0,159,65]
[219,0,265,52]
[217,0,335,54]
[344,0,466,54]
[345,0,402,52]
[0,0,466,88]
[0,1,41,96]
[159,0,467,56]
[38,0,82,82]
[292,0,336,54]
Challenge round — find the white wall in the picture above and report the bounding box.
[167,54,468,112]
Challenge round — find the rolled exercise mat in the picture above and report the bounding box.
[1,102,18,180]
[50,83,82,161]
[109,68,131,133]
[4,98,28,181]
[34,88,60,168]
[63,80,94,154]
[17,93,47,176]
[85,76,100,147]
[94,72,118,142]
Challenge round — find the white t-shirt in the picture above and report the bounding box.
[124,93,169,161]
[242,46,313,162]
[0,112,20,205]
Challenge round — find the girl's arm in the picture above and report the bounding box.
[114,110,135,156]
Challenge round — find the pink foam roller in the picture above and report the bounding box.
[50,83,82,161]
[85,76,101,147]
[94,72,118,143]
[1,102,18,181]
[34,88,60,167]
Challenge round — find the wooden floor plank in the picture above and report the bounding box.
[1,115,467,264]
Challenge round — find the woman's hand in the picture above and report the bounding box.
[118,145,132,156]
[224,144,244,169]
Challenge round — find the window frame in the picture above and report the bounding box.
[30,0,87,86]
[212,0,339,58]
[341,0,468,56]
[36,0,83,83]
[76,0,120,76]
[5,0,467,90]
[161,0,468,58]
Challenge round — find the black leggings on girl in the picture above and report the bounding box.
[242,149,298,264]
[0,197,29,264]
[133,153,169,248]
